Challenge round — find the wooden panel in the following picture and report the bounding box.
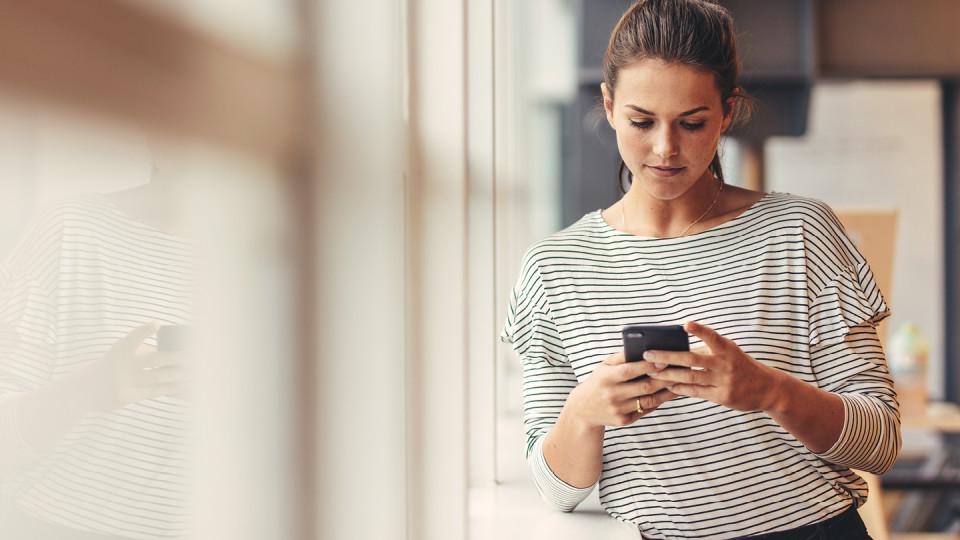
[0,0,300,158]
[832,208,898,345]
[819,0,960,77]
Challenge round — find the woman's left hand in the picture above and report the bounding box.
[647,321,785,413]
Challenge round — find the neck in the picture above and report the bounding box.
[106,171,187,237]
[621,171,723,238]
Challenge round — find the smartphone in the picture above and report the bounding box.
[158,325,192,352]
[622,324,690,370]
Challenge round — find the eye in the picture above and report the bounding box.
[629,120,705,131]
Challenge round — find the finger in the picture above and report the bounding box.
[622,389,678,417]
[683,320,728,352]
[642,350,707,369]
[665,382,715,401]
[615,360,664,382]
[618,397,651,418]
[133,364,181,387]
[143,366,183,386]
[648,388,678,407]
[603,350,626,365]
[650,366,714,386]
[620,376,672,398]
[111,322,161,356]
[136,351,185,370]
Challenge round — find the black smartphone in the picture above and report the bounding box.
[622,324,690,368]
[158,325,192,352]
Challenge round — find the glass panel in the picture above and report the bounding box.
[0,94,298,540]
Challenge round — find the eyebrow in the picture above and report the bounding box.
[624,105,709,116]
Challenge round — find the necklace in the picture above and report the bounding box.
[620,176,724,238]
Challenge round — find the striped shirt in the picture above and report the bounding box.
[0,194,192,539]
[499,191,901,539]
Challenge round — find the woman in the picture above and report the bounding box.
[0,169,192,539]
[499,1,900,538]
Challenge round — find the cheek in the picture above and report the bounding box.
[683,127,724,160]
[614,130,644,161]
[619,131,717,158]
[616,128,652,152]
[689,132,719,158]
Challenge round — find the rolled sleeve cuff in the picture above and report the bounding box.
[814,393,899,474]
[528,435,595,512]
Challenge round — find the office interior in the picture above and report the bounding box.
[0,1,958,539]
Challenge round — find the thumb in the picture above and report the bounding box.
[603,350,626,365]
[110,321,160,356]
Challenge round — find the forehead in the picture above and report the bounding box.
[613,58,721,113]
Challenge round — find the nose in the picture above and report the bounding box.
[652,124,680,159]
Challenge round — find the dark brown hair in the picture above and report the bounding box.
[602,0,752,193]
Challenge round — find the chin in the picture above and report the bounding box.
[636,176,695,200]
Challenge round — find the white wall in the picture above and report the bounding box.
[314,1,409,539]
[766,80,944,398]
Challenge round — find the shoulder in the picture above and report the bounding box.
[751,191,835,221]
[516,212,605,273]
[760,191,844,226]
[774,192,853,241]
[755,191,851,239]
[763,192,867,272]
[509,211,605,298]
[23,193,119,235]
[2,194,120,272]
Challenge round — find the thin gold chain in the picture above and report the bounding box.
[621,176,724,238]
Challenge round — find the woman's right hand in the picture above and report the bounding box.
[78,322,188,413]
[14,322,188,454]
[566,351,676,428]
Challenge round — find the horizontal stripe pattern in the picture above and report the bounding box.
[0,194,191,539]
[528,435,595,511]
[500,191,900,539]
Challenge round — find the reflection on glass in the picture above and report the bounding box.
[0,155,194,539]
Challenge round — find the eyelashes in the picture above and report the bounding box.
[629,120,706,131]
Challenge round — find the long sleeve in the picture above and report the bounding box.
[0,207,64,475]
[801,199,900,474]
[500,253,594,511]
[527,433,595,511]
[810,321,901,474]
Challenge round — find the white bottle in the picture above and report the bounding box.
[887,322,929,416]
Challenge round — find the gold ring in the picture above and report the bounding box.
[636,398,644,414]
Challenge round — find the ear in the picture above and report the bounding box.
[719,95,736,133]
[600,82,616,130]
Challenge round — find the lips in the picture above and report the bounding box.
[646,165,686,177]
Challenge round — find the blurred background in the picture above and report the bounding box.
[0,1,957,540]
[485,2,960,540]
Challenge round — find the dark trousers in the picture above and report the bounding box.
[641,505,872,540]
[735,505,871,540]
